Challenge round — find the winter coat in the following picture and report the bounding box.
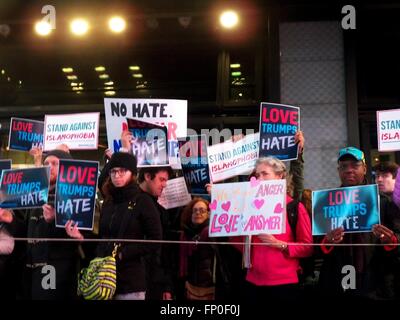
[97,183,162,294]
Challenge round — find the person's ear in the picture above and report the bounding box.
[144,172,151,181]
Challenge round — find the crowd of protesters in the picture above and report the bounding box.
[1,130,400,302]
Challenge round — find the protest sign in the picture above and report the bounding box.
[0,167,50,209]
[8,118,44,152]
[312,185,380,235]
[127,117,168,167]
[209,179,286,237]
[178,134,210,195]
[259,102,299,160]
[207,133,259,183]
[377,109,400,151]
[158,177,192,209]
[104,98,187,169]
[55,159,99,230]
[44,112,100,151]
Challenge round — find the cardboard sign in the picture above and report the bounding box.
[8,117,44,152]
[377,109,400,151]
[104,98,187,169]
[127,118,168,167]
[158,177,192,209]
[207,133,259,183]
[0,167,50,209]
[55,160,99,230]
[44,113,100,151]
[209,179,286,237]
[178,135,210,195]
[259,102,300,160]
[312,185,380,235]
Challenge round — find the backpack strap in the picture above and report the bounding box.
[114,194,139,248]
[286,199,299,240]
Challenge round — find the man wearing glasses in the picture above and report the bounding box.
[318,147,400,300]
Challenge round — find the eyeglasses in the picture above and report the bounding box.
[192,208,208,214]
[110,168,128,177]
[338,162,364,171]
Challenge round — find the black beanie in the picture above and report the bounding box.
[43,149,73,161]
[108,152,137,174]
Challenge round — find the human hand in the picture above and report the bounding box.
[0,208,13,223]
[121,130,133,151]
[325,227,344,244]
[65,220,84,240]
[205,183,212,195]
[42,204,55,223]
[257,234,288,251]
[29,146,43,167]
[163,292,173,300]
[372,224,395,244]
[104,148,113,160]
[294,130,305,154]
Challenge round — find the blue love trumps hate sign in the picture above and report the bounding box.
[259,102,299,160]
[0,167,50,209]
[8,117,44,152]
[55,159,99,230]
[312,185,380,236]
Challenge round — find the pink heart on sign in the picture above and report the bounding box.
[209,200,217,210]
[221,201,231,212]
[253,199,264,210]
[274,203,284,213]
[250,176,260,188]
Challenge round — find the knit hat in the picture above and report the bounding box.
[43,149,73,161]
[108,152,138,174]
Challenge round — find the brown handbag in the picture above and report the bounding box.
[185,281,215,300]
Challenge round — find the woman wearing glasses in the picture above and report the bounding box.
[179,197,220,300]
[66,152,162,300]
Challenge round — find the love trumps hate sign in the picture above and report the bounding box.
[312,184,380,235]
[209,178,286,237]
[259,102,299,160]
[8,117,44,152]
[0,167,50,209]
[55,159,99,230]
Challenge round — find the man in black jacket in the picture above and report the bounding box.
[318,147,400,300]
[138,165,179,300]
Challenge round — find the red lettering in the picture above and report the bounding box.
[262,107,298,125]
[2,172,23,184]
[59,165,96,185]
[167,122,177,140]
[12,121,33,133]
[329,189,360,205]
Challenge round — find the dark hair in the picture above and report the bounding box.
[101,175,137,203]
[180,197,210,229]
[137,166,173,183]
[372,162,399,178]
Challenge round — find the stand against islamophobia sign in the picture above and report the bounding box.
[44,112,100,151]
[312,185,380,236]
[55,159,99,230]
[127,117,168,167]
[259,102,299,160]
[8,118,44,152]
[207,133,259,183]
[178,134,210,195]
[0,167,50,209]
[209,179,286,237]
[104,98,187,169]
[377,109,400,151]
